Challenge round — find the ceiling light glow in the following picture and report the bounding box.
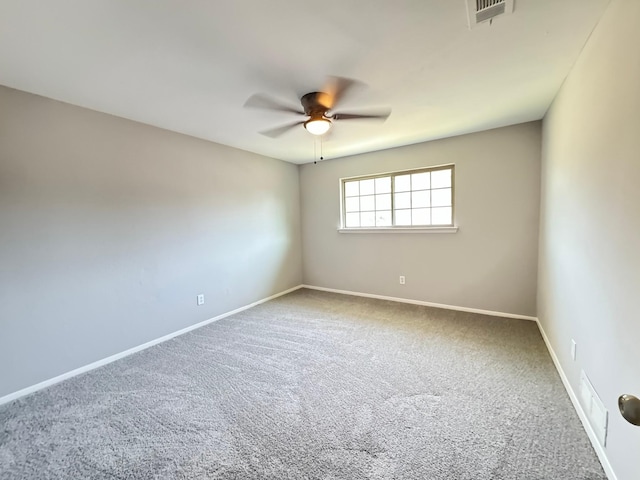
[304,117,332,135]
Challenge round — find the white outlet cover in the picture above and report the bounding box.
[197,294,205,306]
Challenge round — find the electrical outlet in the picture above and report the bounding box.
[197,294,205,306]
[571,339,577,360]
[399,275,406,285]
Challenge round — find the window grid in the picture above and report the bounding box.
[342,165,454,228]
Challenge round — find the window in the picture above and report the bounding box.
[341,165,454,229]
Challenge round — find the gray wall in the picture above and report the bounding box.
[300,123,541,317]
[0,86,302,398]
[538,0,640,478]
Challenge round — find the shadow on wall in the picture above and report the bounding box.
[0,85,302,398]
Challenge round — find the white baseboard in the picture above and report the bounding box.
[301,285,537,321]
[536,320,618,480]
[0,285,304,406]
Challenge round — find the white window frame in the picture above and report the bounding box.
[338,164,458,234]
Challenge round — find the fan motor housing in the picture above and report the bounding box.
[301,92,329,117]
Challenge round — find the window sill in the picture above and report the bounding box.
[337,226,458,234]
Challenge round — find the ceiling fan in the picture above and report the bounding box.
[244,76,391,138]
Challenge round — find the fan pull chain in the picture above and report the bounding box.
[313,137,326,165]
[313,137,325,164]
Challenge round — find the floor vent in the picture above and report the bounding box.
[580,370,609,447]
[466,0,514,29]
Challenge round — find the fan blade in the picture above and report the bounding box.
[333,110,391,121]
[244,94,305,115]
[318,76,362,110]
[259,121,305,138]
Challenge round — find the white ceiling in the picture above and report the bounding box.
[0,0,610,164]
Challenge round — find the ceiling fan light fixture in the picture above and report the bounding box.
[304,117,332,135]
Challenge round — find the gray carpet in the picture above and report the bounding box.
[0,289,606,479]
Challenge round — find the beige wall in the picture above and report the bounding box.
[300,123,541,317]
[0,86,302,398]
[538,0,640,478]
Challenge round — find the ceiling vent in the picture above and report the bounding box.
[466,0,514,29]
